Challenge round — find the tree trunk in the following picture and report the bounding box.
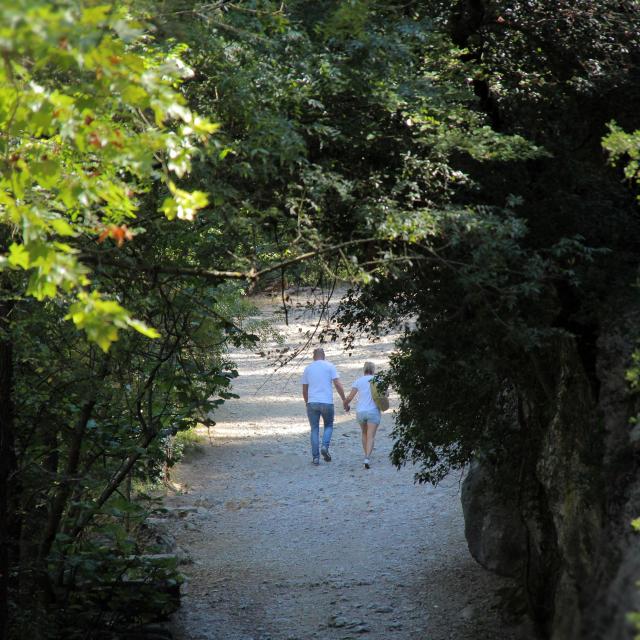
[0,296,16,638]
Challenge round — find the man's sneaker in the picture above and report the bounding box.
[312,457,320,466]
[321,446,331,462]
[364,458,370,469]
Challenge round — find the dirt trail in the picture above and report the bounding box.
[165,292,524,640]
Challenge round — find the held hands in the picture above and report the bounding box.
[343,399,350,412]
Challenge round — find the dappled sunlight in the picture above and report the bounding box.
[211,422,310,437]
[209,416,357,438]
[208,306,401,441]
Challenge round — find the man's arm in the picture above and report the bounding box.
[342,386,357,412]
[302,383,309,403]
[345,387,357,405]
[333,378,347,403]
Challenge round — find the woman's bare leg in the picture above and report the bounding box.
[364,422,379,458]
[360,423,367,455]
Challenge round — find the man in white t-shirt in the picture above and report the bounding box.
[301,347,348,465]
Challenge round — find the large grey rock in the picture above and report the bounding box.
[461,458,527,578]
[578,312,640,640]
[461,312,640,640]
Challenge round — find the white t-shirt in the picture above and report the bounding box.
[351,374,378,412]
[302,360,339,404]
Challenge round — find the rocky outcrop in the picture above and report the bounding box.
[461,458,527,578]
[462,314,640,639]
[580,311,640,640]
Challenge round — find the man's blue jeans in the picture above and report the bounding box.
[306,402,334,459]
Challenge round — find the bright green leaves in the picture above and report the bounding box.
[8,244,30,270]
[432,125,548,162]
[161,182,209,221]
[67,291,159,352]
[625,350,640,389]
[603,122,640,186]
[606,123,640,409]
[78,4,113,27]
[7,240,89,300]
[0,1,218,348]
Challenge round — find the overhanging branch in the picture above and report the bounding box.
[80,237,380,283]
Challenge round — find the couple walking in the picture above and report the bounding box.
[301,347,381,469]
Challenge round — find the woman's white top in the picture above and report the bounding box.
[351,374,378,412]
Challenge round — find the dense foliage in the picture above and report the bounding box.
[0,2,258,638]
[333,0,640,483]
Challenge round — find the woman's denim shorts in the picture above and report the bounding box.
[356,408,381,426]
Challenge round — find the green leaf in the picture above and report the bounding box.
[80,4,112,26]
[8,243,30,269]
[50,218,76,237]
[127,319,161,339]
[161,184,209,221]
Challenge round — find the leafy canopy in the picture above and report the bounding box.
[0,0,216,350]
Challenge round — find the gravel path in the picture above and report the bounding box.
[165,292,526,640]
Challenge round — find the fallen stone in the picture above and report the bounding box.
[461,458,526,578]
[162,506,199,518]
[345,619,367,629]
[328,615,348,628]
[131,551,192,566]
[460,604,475,620]
[174,547,192,564]
[375,605,393,613]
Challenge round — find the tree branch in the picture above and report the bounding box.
[80,237,379,283]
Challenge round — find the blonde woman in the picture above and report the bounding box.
[344,362,381,469]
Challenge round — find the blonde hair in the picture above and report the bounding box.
[363,361,375,375]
